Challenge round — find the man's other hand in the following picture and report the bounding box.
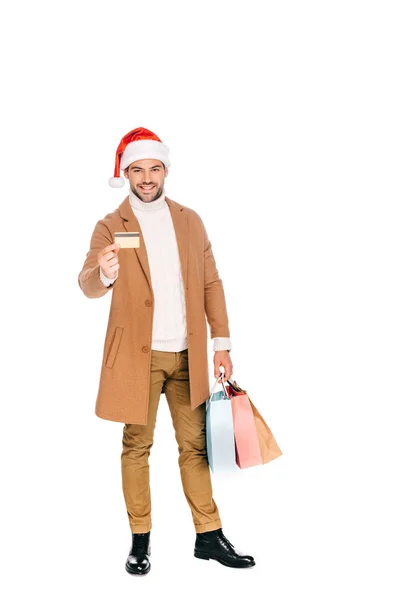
[213,350,233,382]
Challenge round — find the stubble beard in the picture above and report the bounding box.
[131,183,164,203]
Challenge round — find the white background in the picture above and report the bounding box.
[1,0,399,598]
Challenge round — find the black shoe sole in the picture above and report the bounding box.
[194,550,255,568]
[125,562,151,576]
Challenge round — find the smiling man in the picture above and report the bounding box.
[78,127,255,575]
[125,159,165,200]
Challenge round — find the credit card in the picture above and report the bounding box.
[114,232,140,248]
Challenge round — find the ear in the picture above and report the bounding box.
[123,168,129,179]
[164,166,169,177]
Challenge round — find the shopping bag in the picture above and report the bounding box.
[226,378,283,466]
[205,375,238,473]
[230,391,263,468]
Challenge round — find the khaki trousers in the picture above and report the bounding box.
[121,348,222,534]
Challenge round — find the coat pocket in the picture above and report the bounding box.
[105,326,124,369]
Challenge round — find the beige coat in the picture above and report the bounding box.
[78,195,230,425]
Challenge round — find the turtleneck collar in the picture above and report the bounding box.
[129,187,167,211]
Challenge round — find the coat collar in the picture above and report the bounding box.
[118,195,189,293]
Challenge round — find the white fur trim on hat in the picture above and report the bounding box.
[120,139,171,170]
[108,176,125,188]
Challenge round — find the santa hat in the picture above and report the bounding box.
[108,127,171,188]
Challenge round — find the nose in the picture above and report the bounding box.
[140,175,154,183]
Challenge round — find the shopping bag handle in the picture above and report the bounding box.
[226,378,247,394]
[209,373,230,399]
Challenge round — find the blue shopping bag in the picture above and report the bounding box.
[205,375,238,473]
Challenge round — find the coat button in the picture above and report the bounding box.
[145,299,152,307]
[142,345,149,353]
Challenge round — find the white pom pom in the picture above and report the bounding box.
[108,176,125,188]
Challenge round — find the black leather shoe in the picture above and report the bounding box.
[125,531,151,576]
[194,528,255,568]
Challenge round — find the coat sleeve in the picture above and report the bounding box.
[202,217,231,339]
[78,219,118,299]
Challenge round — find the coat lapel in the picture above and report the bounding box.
[118,194,189,292]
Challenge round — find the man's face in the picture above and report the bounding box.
[124,158,168,203]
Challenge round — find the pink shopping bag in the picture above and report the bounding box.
[231,392,263,468]
[226,378,283,468]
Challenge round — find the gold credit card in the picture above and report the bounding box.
[114,232,140,248]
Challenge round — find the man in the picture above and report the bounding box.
[78,127,255,575]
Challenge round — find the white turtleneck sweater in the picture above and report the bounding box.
[99,189,232,353]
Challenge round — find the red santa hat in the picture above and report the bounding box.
[108,127,171,188]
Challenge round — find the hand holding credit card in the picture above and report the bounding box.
[97,243,121,279]
[114,232,140,248]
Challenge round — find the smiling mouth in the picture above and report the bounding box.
[140,185,155,191]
